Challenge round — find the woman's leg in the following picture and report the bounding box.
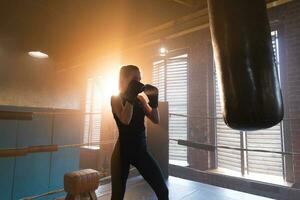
[132,150,169,200]
[111,142,130,200]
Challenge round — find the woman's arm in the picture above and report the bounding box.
[148,107,160,124]
[137,95,160,124]
[111,96,134,125]
[111,80,145,125]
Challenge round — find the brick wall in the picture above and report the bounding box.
[119,0,300,186]
[281,1,300,184]
[185,30,214,170]
[173,1,300,182]
[268,1,300,184]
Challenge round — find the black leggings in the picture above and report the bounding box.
[111,140,169,200]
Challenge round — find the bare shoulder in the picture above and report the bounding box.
[111,95,120,103]
[111,95,122,109]
[110,95,120,101]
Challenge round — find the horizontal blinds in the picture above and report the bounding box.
[153,54,188,163]
[246,30,283,177]
[216,30,283,178]
[215,74,241,171]
[83,78,102,145]
[246,126,283,176]
[153,60,166,101]
[83,79,93,144]
[167,54,188,162]
[91,80,101,144]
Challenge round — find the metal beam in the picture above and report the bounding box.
[57,0,294,72]
[267,0,293,8]
[125,0,293,52]
[169,0,195,7]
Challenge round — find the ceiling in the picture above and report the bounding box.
[0,0,283,65]
[0,0,206,63]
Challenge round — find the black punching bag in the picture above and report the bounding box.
[208,0,284,131]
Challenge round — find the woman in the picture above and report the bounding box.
[110,65,169,200]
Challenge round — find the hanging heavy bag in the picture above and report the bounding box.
[207,0,284,131]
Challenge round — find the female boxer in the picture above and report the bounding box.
[110,65,169,200]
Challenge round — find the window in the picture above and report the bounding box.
[153,60,166,101]
[246,30,283,177]
[153,54,188,166]
[83,78,102,147]
[215,78,242,172]
[215,31,284,180]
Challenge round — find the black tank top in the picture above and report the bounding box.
[112,96,146,143]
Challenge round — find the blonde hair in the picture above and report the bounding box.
[119,65,140,78]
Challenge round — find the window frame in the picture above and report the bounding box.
[83,77,102,149]
[152,49,190,166]
[213,30,286,182]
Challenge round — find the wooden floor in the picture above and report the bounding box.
[95,176,274,200]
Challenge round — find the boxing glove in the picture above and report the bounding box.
[124,80,145,104]
[144,84,159,108]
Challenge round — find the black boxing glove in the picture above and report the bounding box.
[144,84,159,108]
[124,80,145,104]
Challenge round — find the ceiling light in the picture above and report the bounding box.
[28,51,49,58]
[160,47,168,57]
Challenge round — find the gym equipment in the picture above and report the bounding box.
[171,139,300,156]
[207,0,284,131]
[0,141,114,157]
[64,169,100,200]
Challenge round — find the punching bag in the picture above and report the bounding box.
[208,0,284,131]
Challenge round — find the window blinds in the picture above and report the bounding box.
[246,31,283,177]
[83,78,102,145]
[215,31,283,177]
[215,73,242,172]
[153,54,188,164]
